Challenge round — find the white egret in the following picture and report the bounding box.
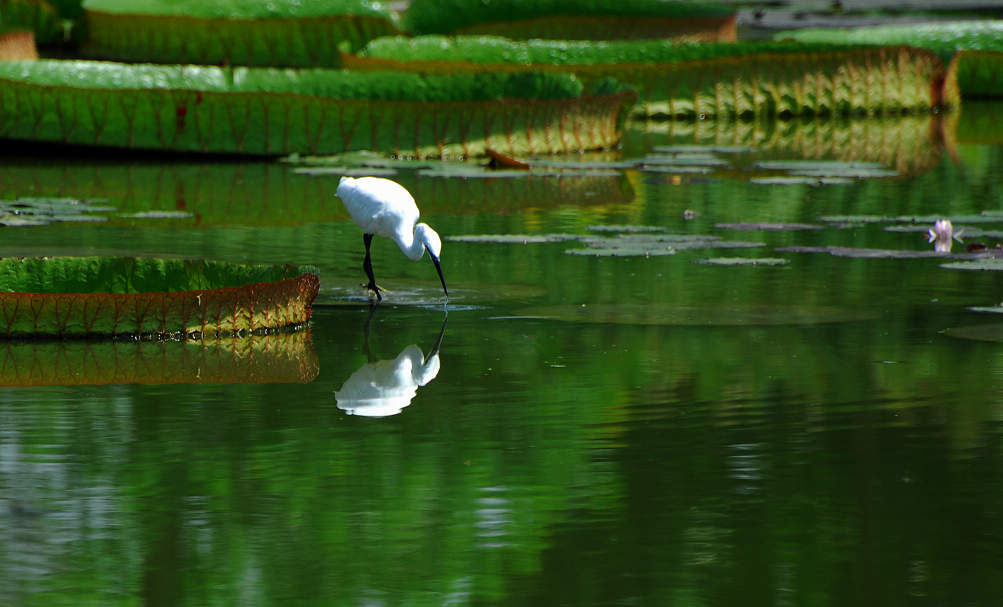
[336,176,448,302]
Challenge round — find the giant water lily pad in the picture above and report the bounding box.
[0,60,632,157]
[0,331,318,385]
[0,257,318,338]
[522,303,875,326]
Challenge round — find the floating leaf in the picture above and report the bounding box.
[940,258,1003,271]
[755,160,888,171]
[353,38,954,117]
[715,222,825,231]
[653,144,753,154]
[0,257,318,338]
[780,245,972,259]
[565,247,677,257]
[567,233,764,256]
[749,176,853,185]
[118,211,193,219]
[293,166,398,177]
[84,0,402,66]
[697,257,790,266]
[448,234,581,244]
[0,60,632,157]
[585,225,668,233]
[942,323,1003,343]
[967,306,1003,314]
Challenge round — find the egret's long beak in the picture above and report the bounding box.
[429,252,448,301]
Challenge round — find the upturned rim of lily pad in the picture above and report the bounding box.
[0,257,319,339]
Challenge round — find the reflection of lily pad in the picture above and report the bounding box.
[715,222,824,231]
[448,234,581,243]
[0,332,319,386]
[522,303,875,326]
[697,257,789,266]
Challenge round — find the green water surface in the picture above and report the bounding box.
[1,108,1002,606]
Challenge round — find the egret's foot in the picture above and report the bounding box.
[363,281,384,302]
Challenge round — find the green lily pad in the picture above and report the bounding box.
[641,165,716,174]
[749,176,853,186]
[755,160,888,172]
[822,213,1003,225]
[447,234,581,244]
[643,154,730,167]
[292,166,398,177]
[118,211,193,220]
[565,247,677,257]
[566,233,764,257]
[967,306,1003,314]
[942,323,1003,343]
[715,222,825,231]
[940,258,1003,271]
[653,145,754,154]
[697,257,790,266]
[819,215,896,224]
[0,197,114,227]
[522,303,876,326]
[780,245,965,259]
[526,159,638,170]
[585,225,668,233]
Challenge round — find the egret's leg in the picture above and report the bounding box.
[362,233,383,301]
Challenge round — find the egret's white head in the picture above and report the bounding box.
[415,223,442,260]
[415,223,448,299]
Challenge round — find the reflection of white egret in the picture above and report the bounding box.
[335,314,446,418]
[336,176,448,303]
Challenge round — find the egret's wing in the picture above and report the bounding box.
[339,177,419,237]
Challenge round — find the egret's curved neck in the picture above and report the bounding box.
[396,228,425,261]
